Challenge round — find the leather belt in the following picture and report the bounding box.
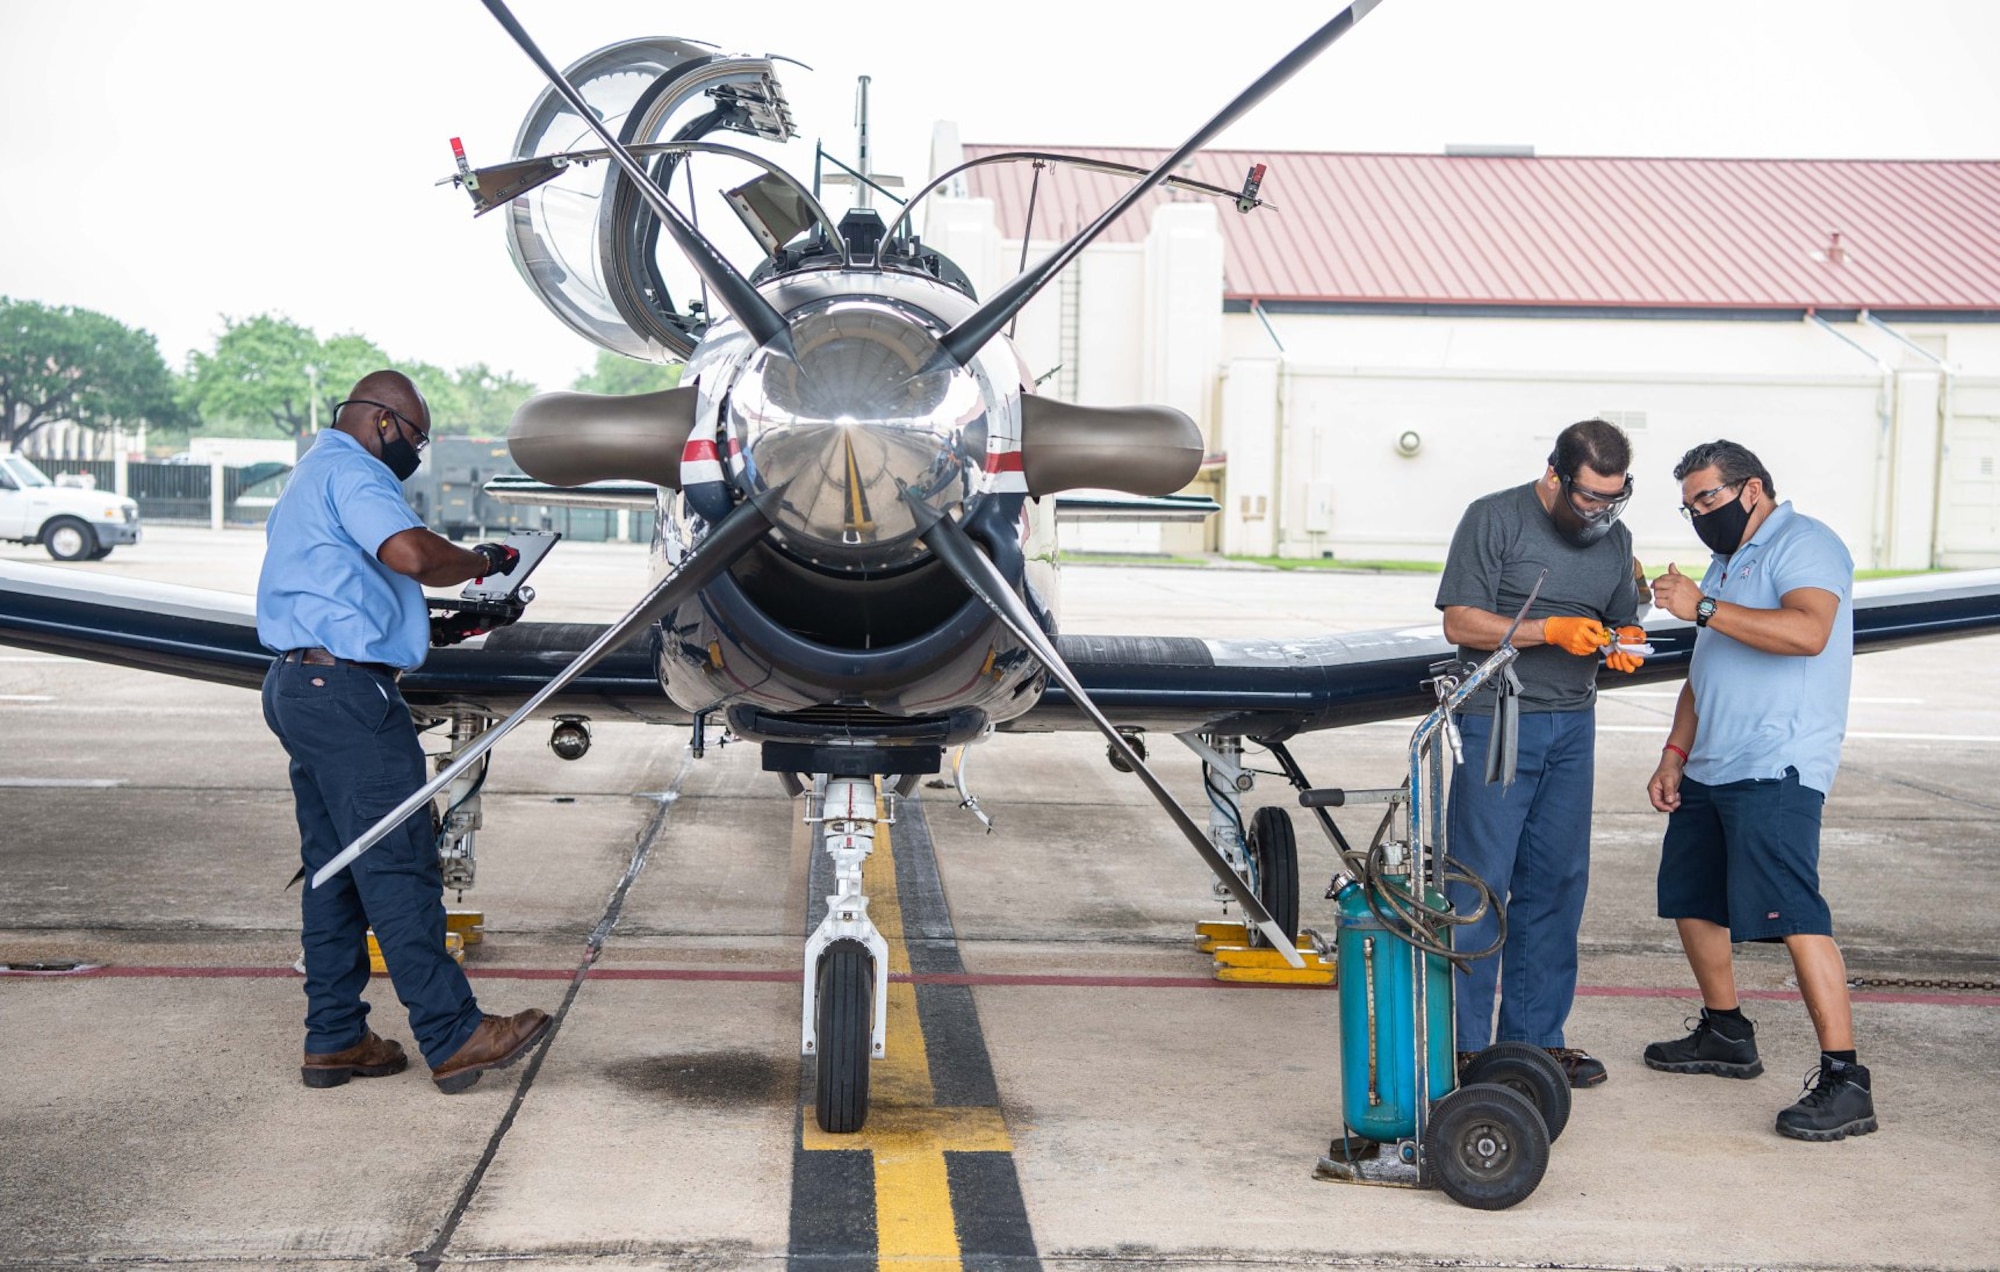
[284,647,402,683]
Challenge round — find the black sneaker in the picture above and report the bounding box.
[1776,1060,1877,1141]
[1643,1008,1763,1078]
[1546,1046,1608,1088]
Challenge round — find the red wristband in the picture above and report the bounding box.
[1662,742,1689,763]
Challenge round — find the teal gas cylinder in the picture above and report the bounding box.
[1333,875,1455,1142]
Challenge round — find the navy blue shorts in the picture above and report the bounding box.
[1658,767,1832,942]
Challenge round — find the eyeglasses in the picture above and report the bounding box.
[1560,472,1632,521]
[336,398,430,452]
[1677,481,1743,520]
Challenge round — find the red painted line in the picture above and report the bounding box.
[982,450,1025,474]
[9,965,1994,1008]
[1577,983,2000,1009]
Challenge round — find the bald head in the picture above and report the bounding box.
[332,369,431,439]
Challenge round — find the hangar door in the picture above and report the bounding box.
[1940,412,2000,567]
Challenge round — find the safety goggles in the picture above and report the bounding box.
[1560,472,1632,522]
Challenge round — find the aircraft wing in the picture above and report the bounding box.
[5,558,1997,739]
[0,560,677,723]
[1019,567,2000,738]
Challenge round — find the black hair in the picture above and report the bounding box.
[1547,418,1631,481]
[1672,439,1776,497]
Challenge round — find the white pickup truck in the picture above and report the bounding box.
[0,453,142,560]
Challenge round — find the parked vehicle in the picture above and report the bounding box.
[0,453,142,560]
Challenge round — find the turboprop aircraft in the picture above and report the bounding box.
[6,0,2000,1136]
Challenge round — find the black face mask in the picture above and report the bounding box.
[377,425,422,483]
[1692,490,1754,555]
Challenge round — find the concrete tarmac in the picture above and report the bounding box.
[2,527,1997,1270]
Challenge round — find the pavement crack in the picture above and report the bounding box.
[409,749,696,1271]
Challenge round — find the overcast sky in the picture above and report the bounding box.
[2,0,1994,393]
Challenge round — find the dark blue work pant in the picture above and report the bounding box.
[261,657,482,1067]
[1444,709,1595,1052]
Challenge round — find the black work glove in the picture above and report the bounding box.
[471,542,520,578]
[430,611,491,647]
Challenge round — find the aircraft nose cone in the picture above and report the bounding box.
[724,301,985,570]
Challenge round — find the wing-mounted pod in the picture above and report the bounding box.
[502,38,797,362]
[508,386,698,489]
[1018,396,1202,497]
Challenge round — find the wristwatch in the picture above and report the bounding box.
[1695,596,1718,628]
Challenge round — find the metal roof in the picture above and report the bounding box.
[960,146,2000,314]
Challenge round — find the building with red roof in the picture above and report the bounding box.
[924,140,2000,568]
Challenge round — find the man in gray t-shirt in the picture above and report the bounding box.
[1435,418,1645,1089]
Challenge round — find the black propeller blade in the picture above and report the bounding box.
[904,493,1305,966]
[935,0,1383,370]
[312,497,774,887]
[480,0,793,354]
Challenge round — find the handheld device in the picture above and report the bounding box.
[437,529,561,623]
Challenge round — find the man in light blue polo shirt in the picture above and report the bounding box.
[1643,439,1871,1142]
[258,368,551,1094]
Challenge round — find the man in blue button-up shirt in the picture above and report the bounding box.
[1643,439,1873,1143]
[258,369,552,1094]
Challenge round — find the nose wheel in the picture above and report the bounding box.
[814,938,875,1133]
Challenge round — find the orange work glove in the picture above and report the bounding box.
[1604,625,1648,673]
[1543,615,1611,656]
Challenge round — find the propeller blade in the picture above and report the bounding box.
[935,0,1382,370]
[311,497,773,888]
[479,0,792,353]
[904,494,1303,966]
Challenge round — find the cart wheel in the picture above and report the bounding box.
[1460,1042,1572,1143]
[1424,1082,1549,1210]
[1245,805,1298,945]
[813,939,873,1133]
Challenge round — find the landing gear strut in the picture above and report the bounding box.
[1178,732,1300,946]
[799,775,889,1133]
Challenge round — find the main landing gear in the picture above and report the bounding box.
[1177,732,1300,946]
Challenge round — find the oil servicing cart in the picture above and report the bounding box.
[1302,582,1574,1210]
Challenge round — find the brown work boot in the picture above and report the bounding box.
[1546,1046,1609,1088]
[431,1009,552,1094]
[301,1031,408,1088]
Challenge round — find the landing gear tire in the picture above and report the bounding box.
[813,938,874,1134]
[1246,805,1298,945]
[87,546,114,560]
[44,517,96,562]
[1424,1082,1549,1210]
[1459,1042,1572,1143]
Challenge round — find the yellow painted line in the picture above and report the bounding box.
[861,808,933,1106]
[842,434,876,533]
[801,1105,1011,1154]
[798,796,1020,1270]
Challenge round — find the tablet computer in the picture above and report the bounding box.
[459,529,561,604]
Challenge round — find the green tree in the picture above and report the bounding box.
[571,350,683,396]
[183,314,389,439]
[0,297,182,450]
[413,361,539,437]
